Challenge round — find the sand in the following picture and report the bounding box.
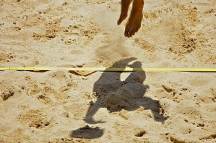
[0,0,216,142]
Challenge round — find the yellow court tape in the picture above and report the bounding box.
[0,67,216,72]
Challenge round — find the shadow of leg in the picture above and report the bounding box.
[151,110,169,123]
[84,102,105,124]
[143,99,169,123]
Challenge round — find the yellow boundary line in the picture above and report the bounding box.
[0,67,216,72]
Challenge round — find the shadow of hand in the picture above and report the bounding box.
[111,57,137,68]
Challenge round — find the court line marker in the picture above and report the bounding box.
[0,67,216,72]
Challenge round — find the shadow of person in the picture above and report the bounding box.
[84,58,168,124]
[84,57,137,124]
[71,58,136,139]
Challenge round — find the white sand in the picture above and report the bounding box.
[0,0,216,142]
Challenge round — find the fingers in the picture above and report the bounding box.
[117,0,134,25]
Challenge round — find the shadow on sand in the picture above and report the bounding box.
[71,125,104,139]
[71,57,168,139]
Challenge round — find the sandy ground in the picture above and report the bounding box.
[0,0,216,142]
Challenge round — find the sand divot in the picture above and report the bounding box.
[1,88,14,101]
